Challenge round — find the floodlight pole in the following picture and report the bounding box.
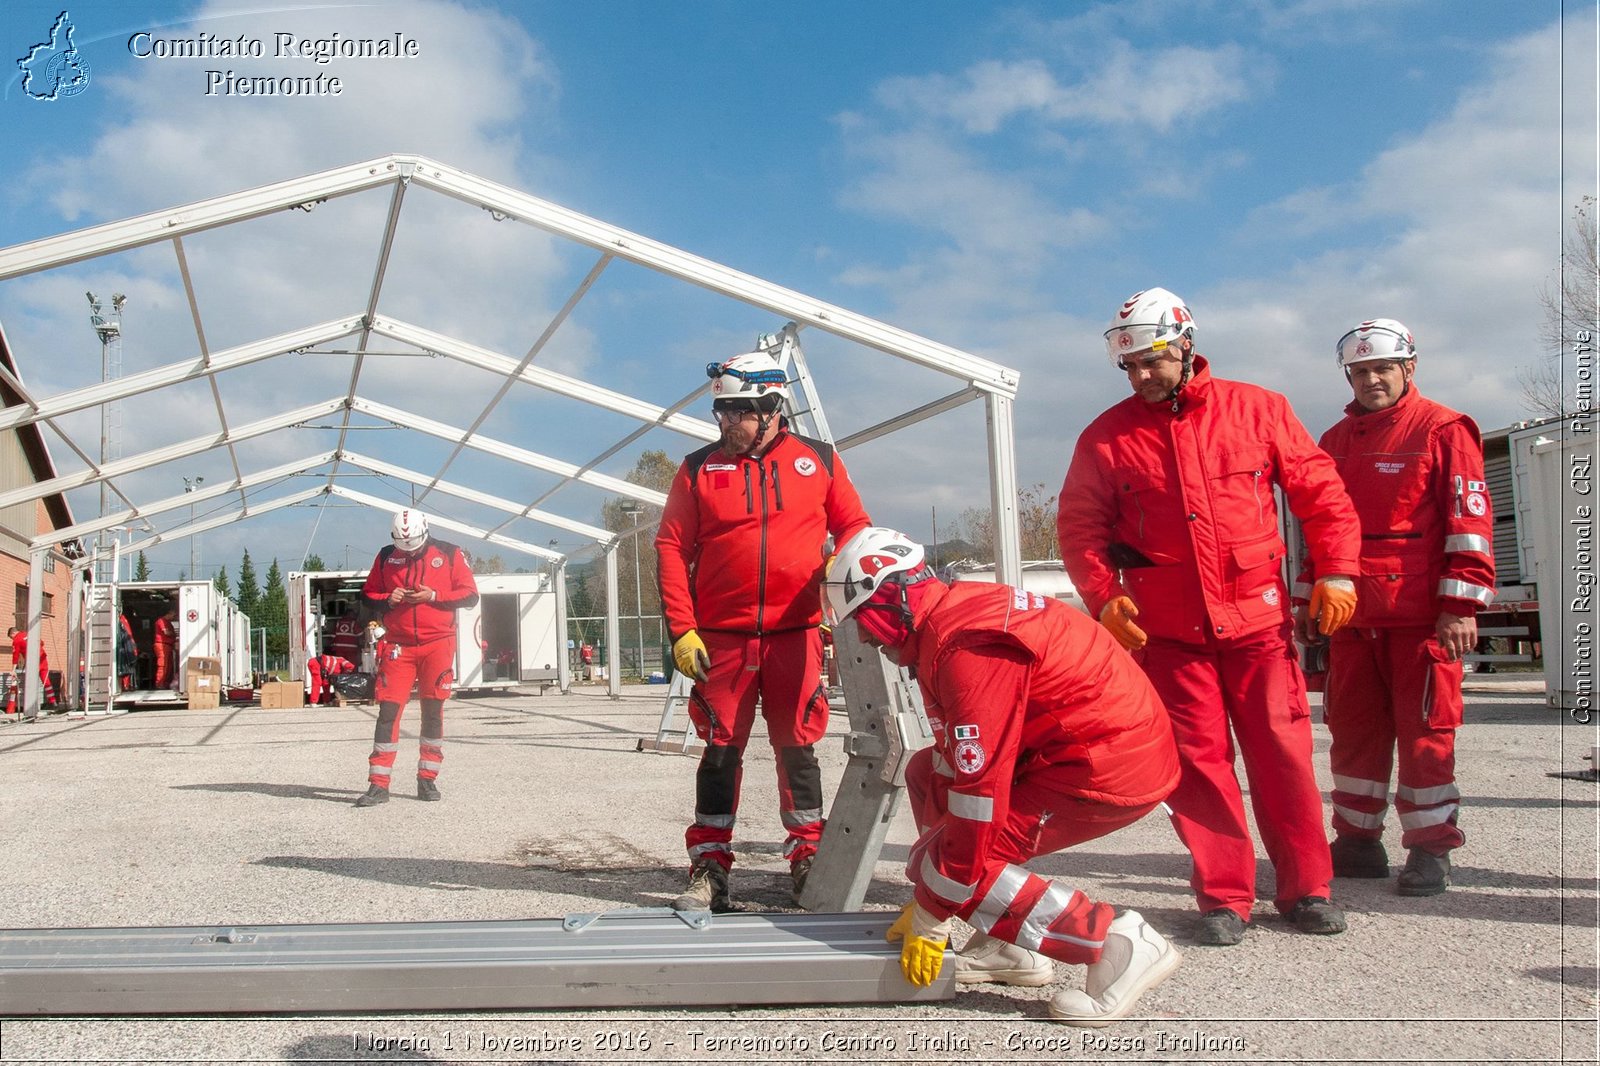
[183,476,204,578]
[623,508,645,679]
[87,292,124,583]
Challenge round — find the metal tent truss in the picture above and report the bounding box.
[0,154,1021,715]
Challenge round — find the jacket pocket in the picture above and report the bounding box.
[1112,466,1170,544]
[1358,545,1437,621]
[1420,639,1464,731]
[1228,533,1289,628]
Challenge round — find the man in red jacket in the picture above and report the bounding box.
[1059,288,1362,947]
[825,527,1181,1025]
[307,652,356,706]
[656,350,871,911]
[353,510,479,807]
[153,608,178,690]
[1296,319,1494,896]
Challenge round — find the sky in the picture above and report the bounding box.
[0,0,1595,583]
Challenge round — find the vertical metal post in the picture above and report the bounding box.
[552,562,570,694]
[183,476,204,578]
[23,549,46,719]
[623,509,645,679]
[986,392,1022,586]
[604,545,621,698]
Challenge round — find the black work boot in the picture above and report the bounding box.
[1193,908,1249,946]
[1286,896,1347,935]
[1330,835,1390,878]
[672,859,730,912]
[354,783,389,808]
[1397,848,1451,896]
[417,777,441,802]
[789,857,812,906]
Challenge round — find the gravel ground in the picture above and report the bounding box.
[0,675,1594,1064]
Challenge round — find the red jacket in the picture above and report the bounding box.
[360,539,479,646]
[906,581,1179,917]
[1296,387,1495,624]
[656,427,871,636]
[1058,357,1361,645]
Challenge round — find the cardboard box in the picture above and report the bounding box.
[258,680,304,709]
[185,673,218,698]
[183,656,221,677]
[187,690,221,710]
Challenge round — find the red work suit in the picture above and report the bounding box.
[153,615,178,689]
[359,538,479,787]
[10,631,54,705]
[1059,356,1361,919]
[307,653,355,705]
[655,425,871,870]
[902,581,1178,964]
[1298,387,1494,854]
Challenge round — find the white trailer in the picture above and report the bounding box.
[86,581,250,707]
[943,558,1089,614]
[288,569,561,692]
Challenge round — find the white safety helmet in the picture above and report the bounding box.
[391,509,429,553]
[823,527,928,627]
[1104,287,1196,368]
[1336,318,1416,368]
[706,351,790,412]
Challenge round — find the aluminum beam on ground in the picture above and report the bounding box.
[0,910,951,1015]
[372,317,718,443]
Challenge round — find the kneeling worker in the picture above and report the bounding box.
[824,527,1182,1026]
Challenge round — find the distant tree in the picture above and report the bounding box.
[1523,196,1598,418]
[472,553,506,574]
[236,550,260,620]
[213,565,231,601]
[133,552,151,581]
[303,553,326,572]
[961,483,1061,563]
[585,450,676,629]
[259,559,289,664]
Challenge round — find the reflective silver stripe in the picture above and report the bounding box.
[1397,782,1460,806]
[1438,578,1494,605]
[1291,581,1313,599]
[918,853,976,906]
[372,743,400,754]
[947,791,995,823]
[1444,533,1492,556]
[1015,881,1078,952]
[1333,803,1385,830]
[417,758,441,772]
[932,752,956,779]
[689,841,733,859]
[969,864,1030,934]
[1332,773,1389,799]
[1399,804,1458,830]
[781,808,823,828]
[693,812,736,829]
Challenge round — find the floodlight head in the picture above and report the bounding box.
[112,294,127,311]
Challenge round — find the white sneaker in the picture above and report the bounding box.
[1048,910,1180,1027]
[952,932,1055,987]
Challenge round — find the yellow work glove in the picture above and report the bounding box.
[1309,577,1358,636]
[672,630,711,682]
[1098,595,1148,651]
[884,901,951,987]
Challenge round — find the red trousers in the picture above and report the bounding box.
[905,747,1154,964]
[1326,626,1465,854]
[683,627,829,869]
[367,638,455,786]
[1140,623,1332,917]
[154,641,176,689]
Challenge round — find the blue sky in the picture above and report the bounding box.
[0,0,1594,581]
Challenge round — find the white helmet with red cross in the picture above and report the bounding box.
[823,527,927,627]
[706,350,790,412]
[1103,287,1196,368]
[390,508,429,553]
[1336,318,1415,367]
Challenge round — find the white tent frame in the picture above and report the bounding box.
[0,154,1021,714]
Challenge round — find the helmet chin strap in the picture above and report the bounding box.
[1166,337,1196,413]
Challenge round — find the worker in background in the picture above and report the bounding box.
[153,607,178,690]
[825,527,1181,1025]
[656,349,871,911]
[352,510,479,807]
[307,651,356,706]
[1058,287,1363,947]
[117,613,138,691]
[1298,319,1494,896]
[9,625,54,708]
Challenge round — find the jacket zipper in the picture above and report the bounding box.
[756,461,769,632]
[771,460,784,511]
[742,465,754,515]
[1252,470,1263,525]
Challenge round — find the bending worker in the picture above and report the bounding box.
[1299,319,1494,895]
[825,527,1181,1026]
[1059,287,1362,946]
[353,510,479,807]
[656,349,871,911]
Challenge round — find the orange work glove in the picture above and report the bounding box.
[1098,595,1148,651]
[1309,577,1357,636]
